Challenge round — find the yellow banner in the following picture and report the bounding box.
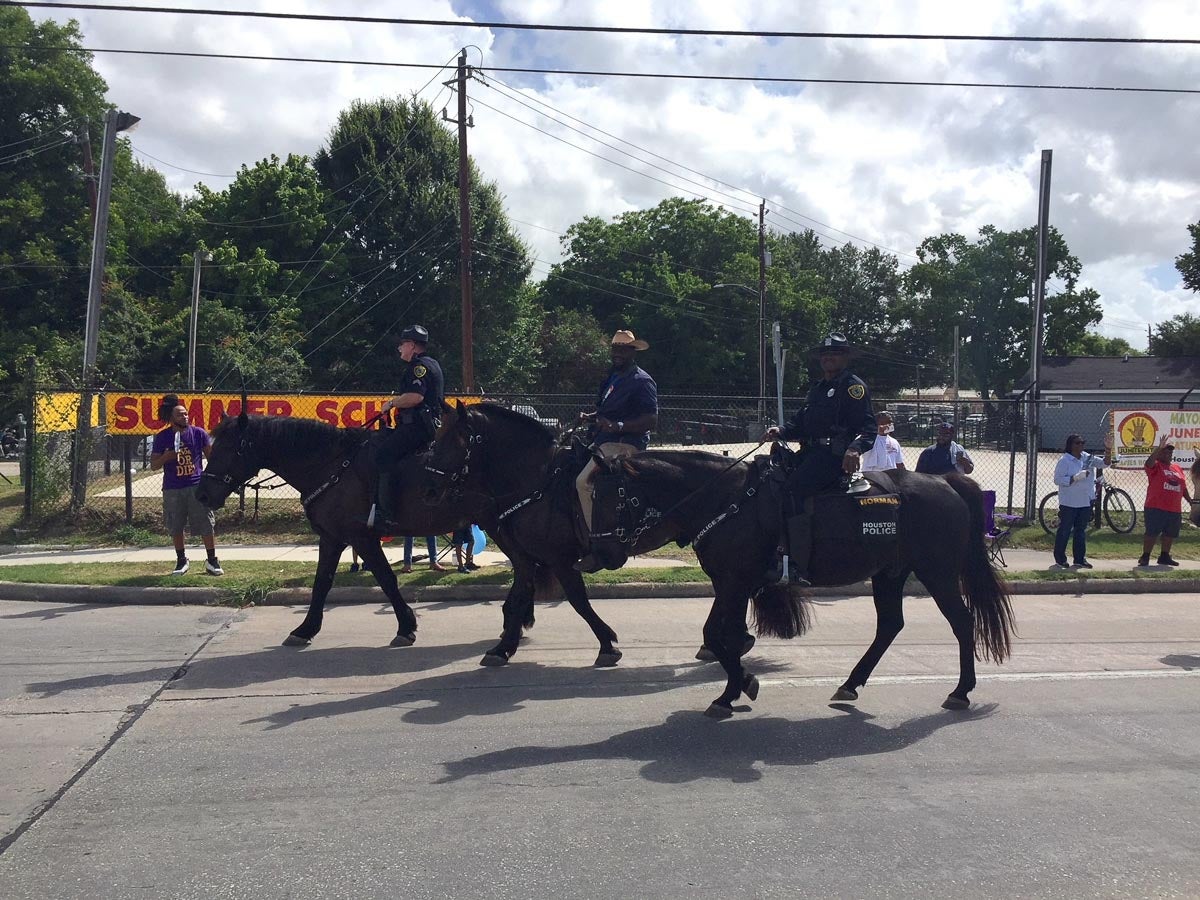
[102,392,479,436]
[34,393,102,433]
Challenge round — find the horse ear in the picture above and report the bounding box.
[219,412,229,424]
[455,399,466,415]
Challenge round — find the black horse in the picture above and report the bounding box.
[194,412,485,648]
[588,450,1016,718]
[424,401,682,667]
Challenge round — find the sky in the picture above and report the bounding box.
[33,0,1200,350]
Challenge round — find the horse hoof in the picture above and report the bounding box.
[594,649,623,667]
[389,632,416,648]
[282,634,311,647]
[830,687,858,702]
[743,674,760,701]
[479,653,509,667]
[942,694,970,710]
[704,702,734,720]
[695,646,717,662]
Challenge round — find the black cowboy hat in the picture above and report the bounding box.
[400,324,430,344]
[808,332,859,358]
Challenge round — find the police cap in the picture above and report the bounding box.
[400,324,430,345]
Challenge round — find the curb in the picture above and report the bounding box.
[2,578,1198,606]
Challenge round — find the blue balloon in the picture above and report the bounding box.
[471,524,487,555]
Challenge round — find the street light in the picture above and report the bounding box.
[713,282,766,421]
[187,250,213,390]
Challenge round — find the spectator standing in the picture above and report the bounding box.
[400,536,446,574]
[860,411,906,472]
[453,524,479,573]
[149,395,222,576]
[1050,433,1110,570]
[1191,458,1200,527]
[915,422,975,476]
[1139,437,1194,567]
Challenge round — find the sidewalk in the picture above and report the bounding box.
[0,543,691,569]
[0,542,1194,574]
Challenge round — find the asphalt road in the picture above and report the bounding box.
[1,592,1198,899]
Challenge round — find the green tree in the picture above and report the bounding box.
[1176,221,1199,293]
[311,97,534,392]
[1063,332,1143,357]
[1149,313,1200,357]
[0,8,108,396]
[540,198,831,393]
[903,225,1098,399]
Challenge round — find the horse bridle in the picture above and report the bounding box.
[200,434,253,490]
[424,430,483,500]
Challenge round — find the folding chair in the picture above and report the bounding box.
[981,489,1010,568]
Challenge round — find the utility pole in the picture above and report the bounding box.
[952,324,960,425]
[188,250,210,390]
[1024,149,1053,519]
[76,121,97,226]
[757,200,767,425]
[453,49,476,392]
[72,108,139,510]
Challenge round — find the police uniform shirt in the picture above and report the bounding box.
[396,354,444,424]
[780,369,876,453]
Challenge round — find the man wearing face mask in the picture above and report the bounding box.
[575,329,659,572]
[369,324,444,529]
[763,333,877,585]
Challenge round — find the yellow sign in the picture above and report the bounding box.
[102,392,481,436]
[34,393,102,433]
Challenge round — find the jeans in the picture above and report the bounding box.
[1053,504,1091,565]
[404,536,438,566]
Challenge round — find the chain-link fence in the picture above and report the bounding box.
[13,387,1199,531]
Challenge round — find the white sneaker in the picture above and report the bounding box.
[205,558,224,576]
[171,558,189,576]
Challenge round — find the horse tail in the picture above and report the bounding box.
[530,562,562,608]
[750,583,814,640]
[944,474,1016,663]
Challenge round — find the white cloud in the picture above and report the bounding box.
[38,0,1200,348]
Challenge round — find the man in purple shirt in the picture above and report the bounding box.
[150,395,223,576]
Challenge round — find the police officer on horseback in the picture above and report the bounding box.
[369,324,444,529]
[763,333,877,585]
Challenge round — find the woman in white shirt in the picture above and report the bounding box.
[1051,432,1110,569]
[860,411,906,472]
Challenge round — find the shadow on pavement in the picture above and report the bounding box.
[243,657,792,730]
[1160,654,1200,671]
[437,703,999,785]
[0,603,99,621]
[24,640,499,697]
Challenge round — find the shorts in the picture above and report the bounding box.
[452,525,472,545]
[1143,507,1181,539]
[163,486,216,537]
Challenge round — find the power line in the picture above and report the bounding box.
[11,3,1200,45]
[0,116,80,152]
[0,135,78,166]
[8,45,1200,95]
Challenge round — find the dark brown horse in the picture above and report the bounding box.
[423,401,682,667]
[588,449,1016,718]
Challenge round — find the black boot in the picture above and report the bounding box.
[786,512,813,587]
[369,470,398,529]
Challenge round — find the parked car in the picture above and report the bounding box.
[511,404,561,431]
[679,414,744,445]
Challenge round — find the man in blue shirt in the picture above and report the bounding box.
[575,330,659,572]
[915,422,975,476]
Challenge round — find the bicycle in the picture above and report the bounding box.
[1039,482,1138,535]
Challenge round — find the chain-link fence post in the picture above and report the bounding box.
[22,356,35,522]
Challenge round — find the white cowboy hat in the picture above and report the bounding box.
[611,329,649,351]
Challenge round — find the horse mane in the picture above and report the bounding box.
[212,414,364,456]
[470,402,556,447]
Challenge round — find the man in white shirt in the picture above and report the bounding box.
[1050,432,1111,569]
[860,411,906,472]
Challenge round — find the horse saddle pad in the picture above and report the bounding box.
[810,490,902,546]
